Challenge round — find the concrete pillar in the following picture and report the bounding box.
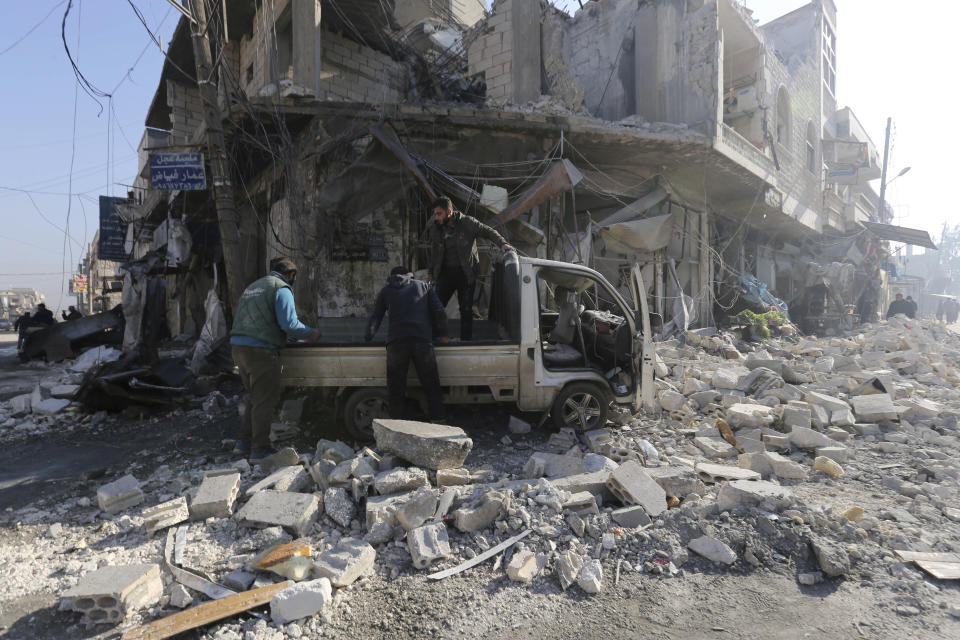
[292,0,322,95]
[510,0,541,104]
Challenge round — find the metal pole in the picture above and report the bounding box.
[877,117,891,222]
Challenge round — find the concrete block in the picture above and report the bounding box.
[583,428,612,452]
[658,390,686,411]
[851,394,898,422]
[810,404,830,429]
[506,550,545,584]
[804,391,851,413]
[711,367,741,390]
[33,398,70,415]
[236,490,320,537]
[436,468,470,486]
[551,471,612,498]
[312,538,376,587]
[605,461,666,516]
[830,407,855,426]
[141,497,189,535]
[323,487,356,528]
[646,466,705,498]
[688,535,736,565]
[407,522,451,569]
[190,471,241,520]
[782,406,811,430]
[62,564,162,626]
[395,487,438,531]
[611,505,651,528]
[725,403,774,429]
[788,426,836,450]
[270,578,332,625]
[716,479,794,512]
[372,419,473,470]
[697,462,761,483]
[365,493,408,529]
[523,452,586,478]
[557,550,583,590]
[694,436,737,459]
[454,491,507,532]
[764,452,807,480]
[51,384,80,399]
[562,491,599,515]
[815,446,848,463]
[97,474,144,514]
[245,466,310,496]
[373,467,429,495]
[852,422,881,436]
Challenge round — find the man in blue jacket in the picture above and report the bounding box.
[365,266,448,422]
[231,256,321,459]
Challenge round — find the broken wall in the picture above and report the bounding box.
[467,0,541,104]
[166,80,204,145]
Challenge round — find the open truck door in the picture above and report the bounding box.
[630,264,656,411]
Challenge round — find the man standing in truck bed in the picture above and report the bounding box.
[427,196,512,341]
[230,256,321,460]
[365,266,448,422]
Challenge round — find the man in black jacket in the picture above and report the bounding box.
[33,303,55,326]
[427,196,512,341]
[61,306,83,321]
[366,266,449,422]
[886,293,911,319]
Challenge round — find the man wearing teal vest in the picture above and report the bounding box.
[230,256,321,459]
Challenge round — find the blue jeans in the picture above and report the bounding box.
[386,338,444,421]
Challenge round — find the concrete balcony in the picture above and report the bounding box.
[719,123,776,179]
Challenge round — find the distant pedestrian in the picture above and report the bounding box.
[905,296,918,319]
[937,300,946,323]
[948,299,960,324]
[33,303,54,326]
[14,312,31,350]
[61,306,83,321]
[230,257,322,460]
[365,266,449,422]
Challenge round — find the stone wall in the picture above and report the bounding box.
[166,80,204,145]
[316,31,407,103]
[467,0,540,105]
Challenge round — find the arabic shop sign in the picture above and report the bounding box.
[99,196,129,261]
[150,152,207,191]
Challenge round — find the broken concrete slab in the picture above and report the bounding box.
[605,461,666,516]
[395,487,438,531]
[236,490,320,537]
[851,394,898,422]
[190,471,241,520]
[725,403,774,429]
[764,452,807,480]
[372,419,473,470]
[373,467,430,495]
[245,466,310,497]
[50,384,80,399]
[454,491,507,533]
[788,426,838,450]
[408,522,451,569]
[97,474,144,514]
[524,452,586,478]
[717,479,794,512]
[693,435,737,459]
[436,468,471,486]
[804,391,851,414]
[62,564,162,626]
[611,505,651,528]
[550,471,613,498]
[33,398,70,415]
[312,538,376,587]
[258,447,300,474]
[647,466,705,498]
[142,497,189,535]
[270,578,332,625]
[688,535,736,565]
[557,550,583,590]
[506,550,545,584]
[696,462,760,483]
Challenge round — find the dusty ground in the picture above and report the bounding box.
[0,326,958,640]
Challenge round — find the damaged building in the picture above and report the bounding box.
[116,0,934,345]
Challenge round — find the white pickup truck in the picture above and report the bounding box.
[280,253,656,438]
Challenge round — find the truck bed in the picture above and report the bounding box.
[279,318,520,399]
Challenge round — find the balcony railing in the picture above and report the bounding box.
[721,124,776,175]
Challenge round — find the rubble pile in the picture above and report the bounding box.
[2,317,960,637]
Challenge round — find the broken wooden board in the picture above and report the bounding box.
[427,529,531,580]
[120,581,293,640]
[894,550,960,580]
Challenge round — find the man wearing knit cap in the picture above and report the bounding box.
[230,256,321,460]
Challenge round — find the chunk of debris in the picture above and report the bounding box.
[270,578,333,625]
[250,541,313,581]
[324,487,356,528]
[142,497,189,535]
[850,393,898,422]
[605,461,667,516]
[813,456,845,479]
[245,466,310,496]
[508,416,532,435]
[97,474,144,514]
[454,491,508,533]
[717,479,794,512]
[408,522,451,569]
[373,467,430,495]
[190,470,241,520]
[688,535,737,565]
[436,468,471,486]
[62,564,162,627]
[168,584,193,609]
[524,452,586,478]
[372,419,473,470]
[578,559,603,594]
[506,550,545,584]
[312,538,376,587]
[557,550,583,591]
[235,490,320,537]
[395,487,439,531]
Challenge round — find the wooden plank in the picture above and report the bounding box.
[894,550,960,564]
[914,561,960,580]
[427,529,531,580]
[120,581,293,640]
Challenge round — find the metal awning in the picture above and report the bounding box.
[861,222,938,250]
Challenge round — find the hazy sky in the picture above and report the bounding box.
[0,1,952,310]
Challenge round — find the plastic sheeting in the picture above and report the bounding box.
[190,289,227,373]
[738,274,789,318]
[598,214,674,254]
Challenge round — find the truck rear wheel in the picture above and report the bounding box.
[342,388,390,441]
[551,382,610,432]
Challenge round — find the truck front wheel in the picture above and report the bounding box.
[342,388,390,441]
[551,382,610,432]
